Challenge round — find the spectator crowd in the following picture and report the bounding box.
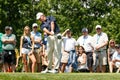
[0,12,120,73]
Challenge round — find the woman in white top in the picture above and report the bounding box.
[77,46,89,72]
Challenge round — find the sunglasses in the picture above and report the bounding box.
[33,26,38,28]
[110,42,115,44]
[5,29,10,31]
[96,28,101,30]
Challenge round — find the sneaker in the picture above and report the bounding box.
[48,69,58,74]
[41,69,48,73]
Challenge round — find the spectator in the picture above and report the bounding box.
[1,26,16,72]
[93,25,108,73]
[77,46,89,72]
[61,29,77,73]
[76,28,94,72]
[20,26,36,73]
[109,45,120,73]
[41,32,48,70]
[36,12,62,73]
[0,33,3,53]
[30,23,42,72]
[107,39,116,72]
[0,32,3,71]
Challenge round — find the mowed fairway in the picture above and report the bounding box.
[0,73,120,80]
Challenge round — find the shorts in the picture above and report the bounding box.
[21,48,32,55]
[3,50,16,65]
[61,52,69,63]
[86,52,93,68]
[93,50,107,66]
[115,62,120,68]
[30,48,42,63]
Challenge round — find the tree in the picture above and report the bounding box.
[0,0,120,46]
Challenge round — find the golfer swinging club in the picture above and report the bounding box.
[36,12,62,73]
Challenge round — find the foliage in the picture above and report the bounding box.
[0,0,120,47]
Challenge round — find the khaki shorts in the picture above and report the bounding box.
[61,52,69,63]
[93,50,107,66]
[29,47,42,63]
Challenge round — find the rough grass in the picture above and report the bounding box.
[0,73,120,80]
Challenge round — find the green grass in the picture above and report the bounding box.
[0,73,120,80]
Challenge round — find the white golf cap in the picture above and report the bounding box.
[36,12,44,20]
[96,25,102,29]
[32,23,38,27]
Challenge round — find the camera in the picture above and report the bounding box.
[57,34,62,39]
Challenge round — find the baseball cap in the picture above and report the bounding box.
[82,28,88,32]
[36,12,44,20]
[5,26,12,31]
[32,23,38,27]
[5,26,10,30]
[96,25,102,29]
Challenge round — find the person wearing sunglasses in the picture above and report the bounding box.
[1,26,16,72]
[30,23,43,72]
[107,39,116,72]
[93,25,108,73]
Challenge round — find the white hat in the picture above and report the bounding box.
[96,25,102,29]
[36,12,44,20]
[5,26,12,30]
[32,23,38,27]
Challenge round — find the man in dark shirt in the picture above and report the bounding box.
[36,12,62,73]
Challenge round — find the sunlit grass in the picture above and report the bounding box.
[0,73,120,80]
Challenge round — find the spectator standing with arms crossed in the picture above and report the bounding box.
[93,25,108,73]
[36,12,62,73]
[1,26,16,72]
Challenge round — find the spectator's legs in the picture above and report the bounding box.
[109,61,114,73]
[86,52,93,72]
[61,63,67,73]
[22,54,28,72]
[29,54,36,73]
[11,64,15,72]
[101,51,107,73]
[3,63,8,72]
[101,65,106,73]
[93,53,99,72]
